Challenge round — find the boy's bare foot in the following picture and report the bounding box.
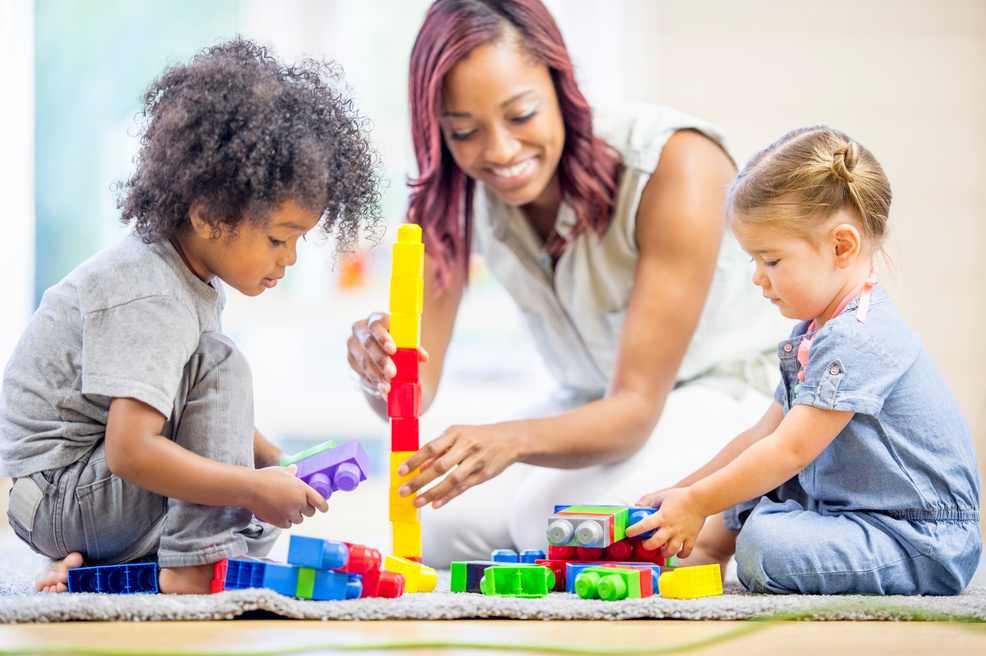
[36,552,85,593]
[675,513,737,581]
[158,563,217,594]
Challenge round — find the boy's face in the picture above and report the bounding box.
[186,199,321,296]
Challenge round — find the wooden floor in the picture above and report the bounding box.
[0,618,984,655]
[2,478,984,656]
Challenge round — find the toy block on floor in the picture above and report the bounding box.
[296,567,362,601]
[391,348,419,383]
[479,564,554,598]
[387,382,422,418]
[658,564,722,599]
[287,535,349,571]
[450,560,500,593]
[292,439,370,500]
[259,562,301,597]
[337,542,382,575]
[221,559,266,591]
[391,417,419,451]
[360,567,405,598]
[384,555,436,593]
[492,548,519,563]
[210,560,228,594]
[389,277,424,314]
[574,565,655,601]
[67,562,159,594]
[389,311,420,349]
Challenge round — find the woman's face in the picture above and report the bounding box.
[440,39,565,212]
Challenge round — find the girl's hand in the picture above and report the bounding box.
[347,311,429,397]
[396,424,522,510]
[636,487,673,510]
[247,465,329,529]
[625,487,707,559]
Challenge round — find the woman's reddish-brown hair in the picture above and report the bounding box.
[408,0,621,292]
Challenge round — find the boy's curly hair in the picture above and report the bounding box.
[119,37,381,253]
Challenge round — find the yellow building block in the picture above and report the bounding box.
[392,521,422,559]
[658,564,723,599]
[389,486,419,523]
[391,451,417,485]
[390,311,419,349]
[389,277,423,314]
[397,224,422,243]
[392,241,424,279]
[384,555,435,593]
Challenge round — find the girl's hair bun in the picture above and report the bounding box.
[831,141,859,183]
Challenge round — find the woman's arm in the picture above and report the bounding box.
[104,397,327,528]
[347,253,465,419]
[398,130,738,508]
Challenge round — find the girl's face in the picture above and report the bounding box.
[439,38,565,213]
[731,215,848,325]
[184,199,321,297]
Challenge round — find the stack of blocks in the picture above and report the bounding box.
[388,224,425,561]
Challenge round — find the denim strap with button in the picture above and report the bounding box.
[795,261,878,395]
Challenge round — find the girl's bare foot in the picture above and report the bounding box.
[158,563,216,594]
[36,552,85,593]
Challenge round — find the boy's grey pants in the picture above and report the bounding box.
[6,332,279,568]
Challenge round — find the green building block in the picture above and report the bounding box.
[575,566,650,601]
[479,564,554,598]
[279,439,337,467]
[296,567,316,600]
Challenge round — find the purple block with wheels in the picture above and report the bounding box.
[293,439,371,499]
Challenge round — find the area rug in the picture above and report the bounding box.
[2,539,984,623]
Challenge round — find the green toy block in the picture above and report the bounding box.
[574,565,653,601]
[279,439,336,467]
[479,564,554,598]
[296,567,316,600]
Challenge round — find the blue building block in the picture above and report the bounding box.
[223,559,266,590]
[565,562,660,594]
[491,548,519,563]
[261,563,301,597]
[520,549,545,564]
[67,563,159,594]
[627,506,658,539]
[296,568,362,600]
[287,535,349,571]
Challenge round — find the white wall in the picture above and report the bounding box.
[0,0,35,372]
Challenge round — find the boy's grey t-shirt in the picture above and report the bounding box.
[0,232,225,478]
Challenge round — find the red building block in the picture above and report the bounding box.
[391,348,419,383]
[210,560,228,594]
[391,417,420,451]
[360,569,406,598]
[387,382,422,418]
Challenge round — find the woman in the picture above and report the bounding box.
[348,0,789,567]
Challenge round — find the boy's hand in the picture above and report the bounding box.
[248,465,329,528]
[625,487,707,559]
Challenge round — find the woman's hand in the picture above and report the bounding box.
[347,311,398,397]
[397,423,525,509]
[247,465,329,529]
[625,487,708,559]
[347,311,430,398]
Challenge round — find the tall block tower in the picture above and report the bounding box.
[387,224,424,561]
